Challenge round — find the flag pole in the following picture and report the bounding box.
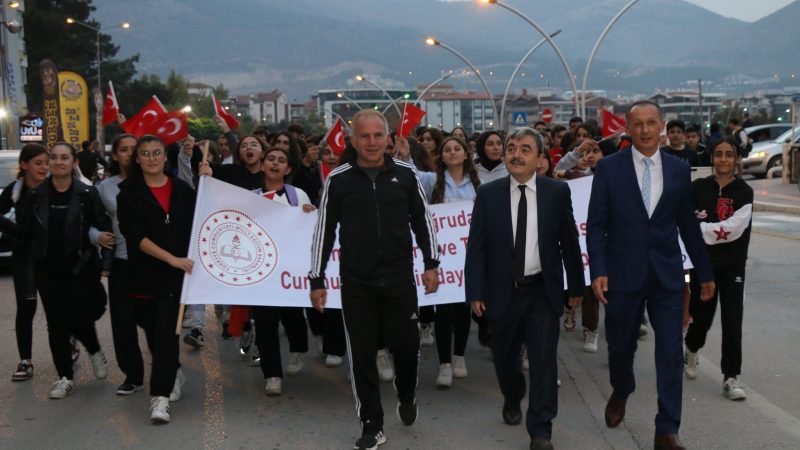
[175,304,185,335]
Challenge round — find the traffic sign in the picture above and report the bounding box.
[542,108,553,124]
[512,111,528,126]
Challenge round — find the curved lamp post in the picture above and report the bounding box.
[355,74,403,116]
[414,70,454,107]
[426,38,498,130]
[580,0,641,118]
[480,0,580,117]
[499,29,561,130]
[336,91,364,111]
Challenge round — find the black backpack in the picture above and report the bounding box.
[734,129,752,158]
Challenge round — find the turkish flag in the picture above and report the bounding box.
[122,96,167,136]
[325,118,346,156]
[601,109,627,138]
[212,93,239,130]
[102,81,119,126]
[397,102,426,138]
[140,110,188,145]
[320,162,334,182]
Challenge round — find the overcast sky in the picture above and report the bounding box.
[685,0,794,21]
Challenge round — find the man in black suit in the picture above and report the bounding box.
[465,127,585,450]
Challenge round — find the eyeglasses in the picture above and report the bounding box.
[138,149,164,160]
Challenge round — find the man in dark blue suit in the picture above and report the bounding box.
[465,127,585,450]
[587,100,715,450]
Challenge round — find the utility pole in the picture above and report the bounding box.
[697,79,703,127]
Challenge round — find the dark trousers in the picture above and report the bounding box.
[109,259,155,386]
[341,279,419,432]
[252,306,308,379]
[12,256,36,361]
[435,302,471,363]
[605,270,684,435]
[37,270,101,380]
[489,278,559,440]
[305,307,346,357]
[137,292,180,397]
[581,286,600,331]
[685,263,746,378]
[419,305,435,324]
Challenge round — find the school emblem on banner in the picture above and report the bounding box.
[197,209,279,286]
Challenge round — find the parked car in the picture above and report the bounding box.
[742,126,800,178]
[0,150,21,258]
[744,123,791,144]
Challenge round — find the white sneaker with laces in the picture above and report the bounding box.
[286,352,304,375]
[376,349,394,382]
[169,367,186,402]
[325,354,343,367]
[150,396,171,423]
[583,329,599,353]
[452,355,468,378]
[49,377,74,399]
[723,377,746,400]
[420,324,434,346]
[436,363,453,388]
[265,377,282,396]
[90,350,108,379]
[522,346,529,371]
[684,350,699,380]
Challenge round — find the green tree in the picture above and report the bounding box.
[188,118,222,141]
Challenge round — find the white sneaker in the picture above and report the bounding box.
[420,324,434,346]
[150,396,171,423]
[376,349,394,382]
[521,346,529,371]
[265,377,282,396]
[436,363,453,388]
[723,377,746,400]
[48,377,74,399]
[583,329,599,353]
[325,354,343,367]
[286,352,304,375]
[684,350,699,380]
[452,355,468,378]
[90,350,108,379]
[169,368,186,402]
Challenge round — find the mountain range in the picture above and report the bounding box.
[92,0,800,100]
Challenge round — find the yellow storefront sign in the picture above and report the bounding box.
[57,71,90,147]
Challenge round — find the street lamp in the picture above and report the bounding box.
[65,17,131,146]
[426,37,499,131]
[499,29,561,129]
[0,2,21,149]
[414,70,453,107]
[336,91,364,111]
[479,0,580,117]
[580,0,640,119]
[355,74,402,116]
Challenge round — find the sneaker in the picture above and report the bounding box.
[90,350,108,379]
[452,355,468,378]
[221,321,232,340]
[239,327,254,358]
[397,398,417,426]
[522,346,529,371]
[376,349,394,382]
[583,329,599,353]
[250,347,261,366]
[49,377,74,399]
[150,396,171,423]
[326,354,344,367]
[116,382,143,396]
[420,324,434,346]
[724,377,746,401]
[436,363,453,388]
[169,368,186,402]
[11,360,34,382]
[684,350,699,380]
[286,352,304,375]
[564,310,576,331]
[183,328,205,349]
[70,336,80,363]
[265,377,282,396]
[353,429,386,450]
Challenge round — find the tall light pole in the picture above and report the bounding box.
[0,1,20,149]
[426,37,498,130]
[499,29,561,130]
[480,0,580,117]
[66,17,130,147]
[580,0,640,119]
[355,74,403,116]
[336,91,364,111]
[414,70,453,107]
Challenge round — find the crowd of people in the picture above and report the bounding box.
[0,102,754,450]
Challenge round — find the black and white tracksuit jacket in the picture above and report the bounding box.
[692,175,753,267]
[309,154,440,289]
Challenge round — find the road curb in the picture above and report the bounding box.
[753,200,800,216]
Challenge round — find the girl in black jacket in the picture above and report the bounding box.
[0,143,49,381]
[117,135,196,424]
[17,142,113,399]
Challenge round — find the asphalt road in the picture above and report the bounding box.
[0,213,798,449]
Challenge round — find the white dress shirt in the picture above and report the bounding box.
[510,174,541,276]
[631,146,663,218]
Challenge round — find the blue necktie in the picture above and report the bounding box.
[642,157,652,215]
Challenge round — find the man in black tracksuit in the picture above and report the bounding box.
[309,110,440,450]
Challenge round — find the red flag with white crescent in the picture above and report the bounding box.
[212,93,239,130]
[325,118,346,156]
[102,81,119,126]
[320,162,334,182]
[601,109,627,138]
[141,110,188,145]
[122,96,168,136]
[397,102,426,138]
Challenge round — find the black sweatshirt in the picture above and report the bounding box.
[692,176,753,268]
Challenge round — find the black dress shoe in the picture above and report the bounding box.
[654,433,686,450]
[530,437,554,450]
[502,401,522,425]
[605,392,627,428]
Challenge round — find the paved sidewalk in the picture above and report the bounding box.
[748,178,800,215]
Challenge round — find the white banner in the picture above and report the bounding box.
[181,175,692,308]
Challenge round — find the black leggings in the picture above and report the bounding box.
[435,302,471,363]
[252,306,308,379]
[12,256,36,361]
